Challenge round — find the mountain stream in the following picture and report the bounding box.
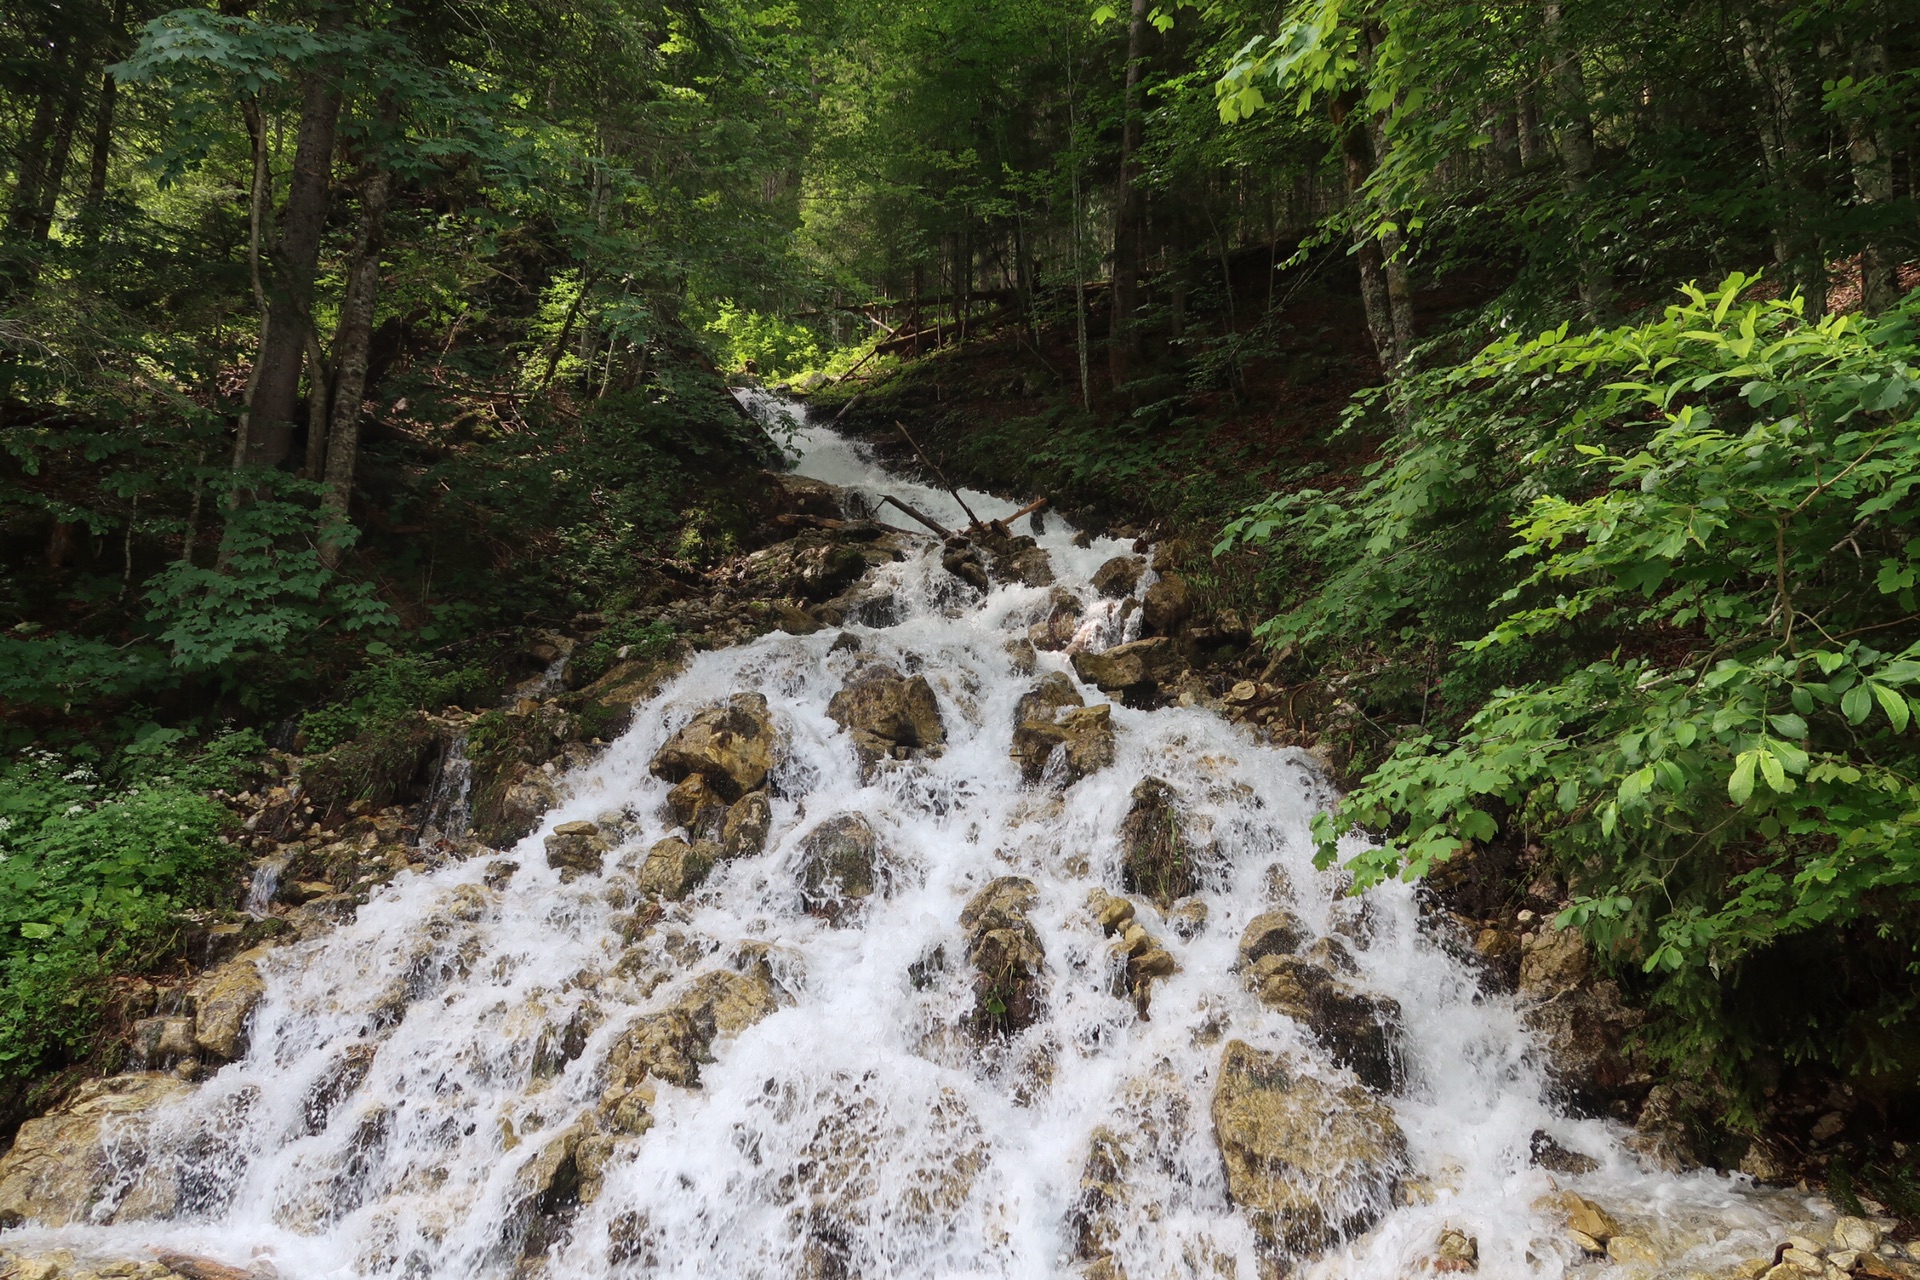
[1,396,1826,1280]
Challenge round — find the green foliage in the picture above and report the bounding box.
[571,616,677,687]
[299,655,492,753]
[0,743,248,1075]
[703,300,827,378]
[1225,275,1920,1091]
[144,476,396,688]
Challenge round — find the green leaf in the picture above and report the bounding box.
[1758,749,1788,793]
[1872,682,1911,732]
[1842,682,1873,724]
[1728,750,1758,804]
[18,922,55,940]
[1768,712,1808,739]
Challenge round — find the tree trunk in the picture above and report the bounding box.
[1331,94,1401,375]
[6,86,61,239]
[1844,12,1896,314]
[320,163,392,566]
[1363,99,1417,364]
[1107,0,1148,386]
[1738,13,1824,315]
[29,79,87,242]
[1542,0,1610,320]
[85,0,129,206]
[239,45,343,472]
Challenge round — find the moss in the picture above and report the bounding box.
[300,712,448,823]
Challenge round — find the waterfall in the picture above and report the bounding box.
[1,403,1824,1280]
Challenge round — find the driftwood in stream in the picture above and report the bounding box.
[880,495,952,540]
[895,421,984,529]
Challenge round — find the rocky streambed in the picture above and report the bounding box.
[0,405,1911,1280]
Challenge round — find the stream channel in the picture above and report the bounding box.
[0,396,1825,1279]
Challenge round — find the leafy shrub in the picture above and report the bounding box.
[0,743,248,1075]
[299,655,492,753]
[1225,276,1920,1100]
[144,474,395,692]
[570,616,677,687]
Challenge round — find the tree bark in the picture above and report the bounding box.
[239,42,344,472]
[29,78,87,242]
[6,87,62,239]
[1106,0,1148,386]
[1738,12,1824,315]
[1844,12,1896,314]
[1331,93,1401,375]
[1542,0,1610,320]
[84,0,131,206]
[321,161,393,565]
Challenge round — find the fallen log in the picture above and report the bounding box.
[895,421,983,530]
[880,495,953,540]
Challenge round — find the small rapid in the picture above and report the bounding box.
[2,396,1821,1280]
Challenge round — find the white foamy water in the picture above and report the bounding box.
[5,395,1820,1279]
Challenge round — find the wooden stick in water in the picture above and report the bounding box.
[880,494,953,540]
[895,420,983,529]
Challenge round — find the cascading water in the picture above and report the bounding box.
[3,397,1826,1280]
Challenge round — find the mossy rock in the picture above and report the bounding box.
[300,712,449,824]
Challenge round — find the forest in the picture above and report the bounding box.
[3,0,1920,1252]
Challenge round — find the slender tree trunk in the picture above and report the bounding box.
[241,43,344,472]
[1542,0,1611,320]
[29,79,87,242]
[1515,90,1543,168]
[1107,0,1148,386]
[1331,94,1401,375]
[1738,13,1824,315]
[1065,23,1091,406]
[538,267,598,390]
[303,331,332,477]
[231,98,273,478]
[317,161,389,552]
[85,69,118,205]
[85,0,129,206]
[1363,96,1417,363]
[6,87,61,238]
[1844,11,1896,314]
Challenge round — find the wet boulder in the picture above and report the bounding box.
[1027,588,1084,651]
[1210,1040,1406,1257]
[1091,555,1146,598]
[979,531,1054,588]
[960,876,1045,1037]
[720,791,773,859]
[648,693,778,801]
[733,529,892,603]
[1087,889,1176,1015]
[0,1073,191,1227]
[129,1015,197,1066]
[798,814,880,924]
[940,542,990,591]
[665,773,728,837]
[1118,778,1201,909]
[597,961,787,1134]
[190,947,271,1060]
[1141,573,1192,636]
[1009,673,1115,786]
[1072,637,1184,702]
[1525,993,1648,1112]
[545,820,610,879]
[826,663,946,767]
[1237,909,1308,969]
[1243,955,1405,1094]
[634,836,720,900]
